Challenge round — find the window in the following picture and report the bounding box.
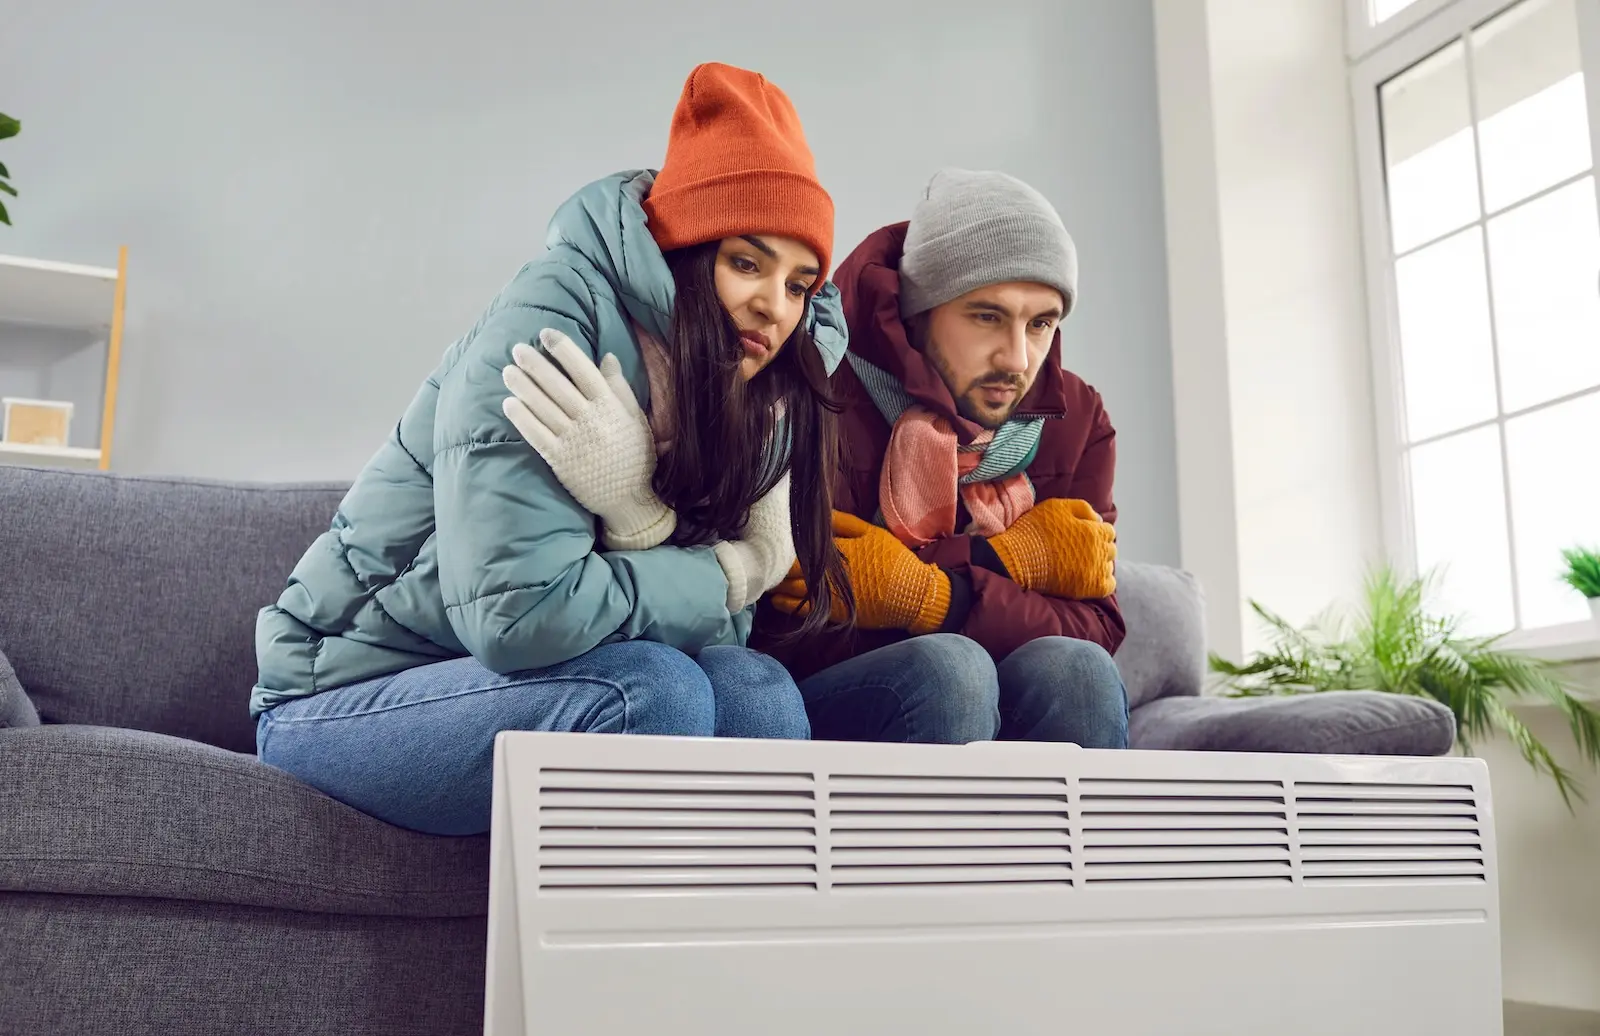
[1352,0,1600,644]
[1374,0,1430,23]
[1349,0,1464,62]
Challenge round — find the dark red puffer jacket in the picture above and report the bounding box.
[751,221,1125,680]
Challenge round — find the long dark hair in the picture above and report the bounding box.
[654,240,853,637]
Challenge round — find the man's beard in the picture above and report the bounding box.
[953,373,1028,428]
[916,323,1033,429]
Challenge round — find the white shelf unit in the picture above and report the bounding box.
[0,441,102,468]
[0,248,127,470]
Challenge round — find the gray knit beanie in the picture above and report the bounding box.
[898,168,1078,319]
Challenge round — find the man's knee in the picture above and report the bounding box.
[1000,637,1128,747]
[898,634,1001,743]
[1006,636,1120,687]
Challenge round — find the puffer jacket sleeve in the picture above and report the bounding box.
[432,259,740,675]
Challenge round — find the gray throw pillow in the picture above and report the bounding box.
[1111,563,1207,710]
[1129,690,1457,756]
[0,644,40,728]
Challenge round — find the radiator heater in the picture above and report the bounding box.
[484,733,1500,1035]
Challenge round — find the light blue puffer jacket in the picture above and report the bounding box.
[250,170,848,719]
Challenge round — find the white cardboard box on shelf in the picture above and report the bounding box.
[2,397,75,447]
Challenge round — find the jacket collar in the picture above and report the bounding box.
[545,169,848,376]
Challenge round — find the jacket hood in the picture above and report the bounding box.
[832,221,1067,441]
[546,170,848,375]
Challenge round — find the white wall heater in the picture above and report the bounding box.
[484,733,1501,1035]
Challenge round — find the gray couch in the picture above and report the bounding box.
[0,465,1455,1036]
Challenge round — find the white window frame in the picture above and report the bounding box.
[1346,0,1475,61]
[1348,0,1600,657]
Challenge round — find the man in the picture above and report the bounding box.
[754,168,1127,748]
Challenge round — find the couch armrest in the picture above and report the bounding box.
[1110,563,1206,710]
[1128,691,1457,756]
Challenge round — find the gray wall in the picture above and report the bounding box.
[1,0,1179,564]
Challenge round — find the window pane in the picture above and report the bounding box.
[1506,393,1600,628]
[1472,0,1592,212]
[1382,42,1481,253]
[1487,177,1600,412]
[1394,227,1500,441]
[1373,0,1425,24]
[1409,427,1516,635]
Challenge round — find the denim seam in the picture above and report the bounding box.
[265,675,633,725]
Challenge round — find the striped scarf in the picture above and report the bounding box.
[846,352,1044,547]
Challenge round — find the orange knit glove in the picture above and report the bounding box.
[986,498,1117,599]
[769,512,951,633]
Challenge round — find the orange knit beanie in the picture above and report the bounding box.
[643,63,835,284]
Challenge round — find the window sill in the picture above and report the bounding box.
[1499,621,1600,664]
[1497,626,1600,707]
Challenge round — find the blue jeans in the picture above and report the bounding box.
[798,634,1128,747]
[255,641,809,836]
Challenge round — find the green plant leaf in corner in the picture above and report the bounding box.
[0,180,15,198]
[0,159,9,178]
[0,198,9,225]
[1485,695,1583,808]
[1208,561,1599,809]
[0,114,19,141]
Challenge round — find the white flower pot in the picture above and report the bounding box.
[1590,597,1600,626]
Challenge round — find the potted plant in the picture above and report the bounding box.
[0,111,17,225]
[1560,545,1600,625]
[1209,564,1600,808]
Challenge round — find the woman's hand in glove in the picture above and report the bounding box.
[501,328,675,551]
[712,472,796,614]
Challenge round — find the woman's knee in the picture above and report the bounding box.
[697,645,809,740]
[592,640,717,737]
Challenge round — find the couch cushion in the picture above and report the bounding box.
[1128,691,1458,755]
[1111,562,1207,710]
[0,724,488,916]
[0,467,347,753]
[0,644,39,728]
[1,893,488,1036]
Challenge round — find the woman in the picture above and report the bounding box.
[250,62,850,836]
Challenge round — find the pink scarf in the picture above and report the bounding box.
[635,322,676,457]
[879,407,1036,548]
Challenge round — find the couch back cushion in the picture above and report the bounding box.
[1111,561,1207,710]
[0,466,344,752]
[0,466,1209,747]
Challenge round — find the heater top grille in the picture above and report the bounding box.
[534,767,819,892]
[529,761,1487,894]
[1294,781,1485,884]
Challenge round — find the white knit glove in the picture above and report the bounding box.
[501,328,675,551]
[713,472,796,613]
